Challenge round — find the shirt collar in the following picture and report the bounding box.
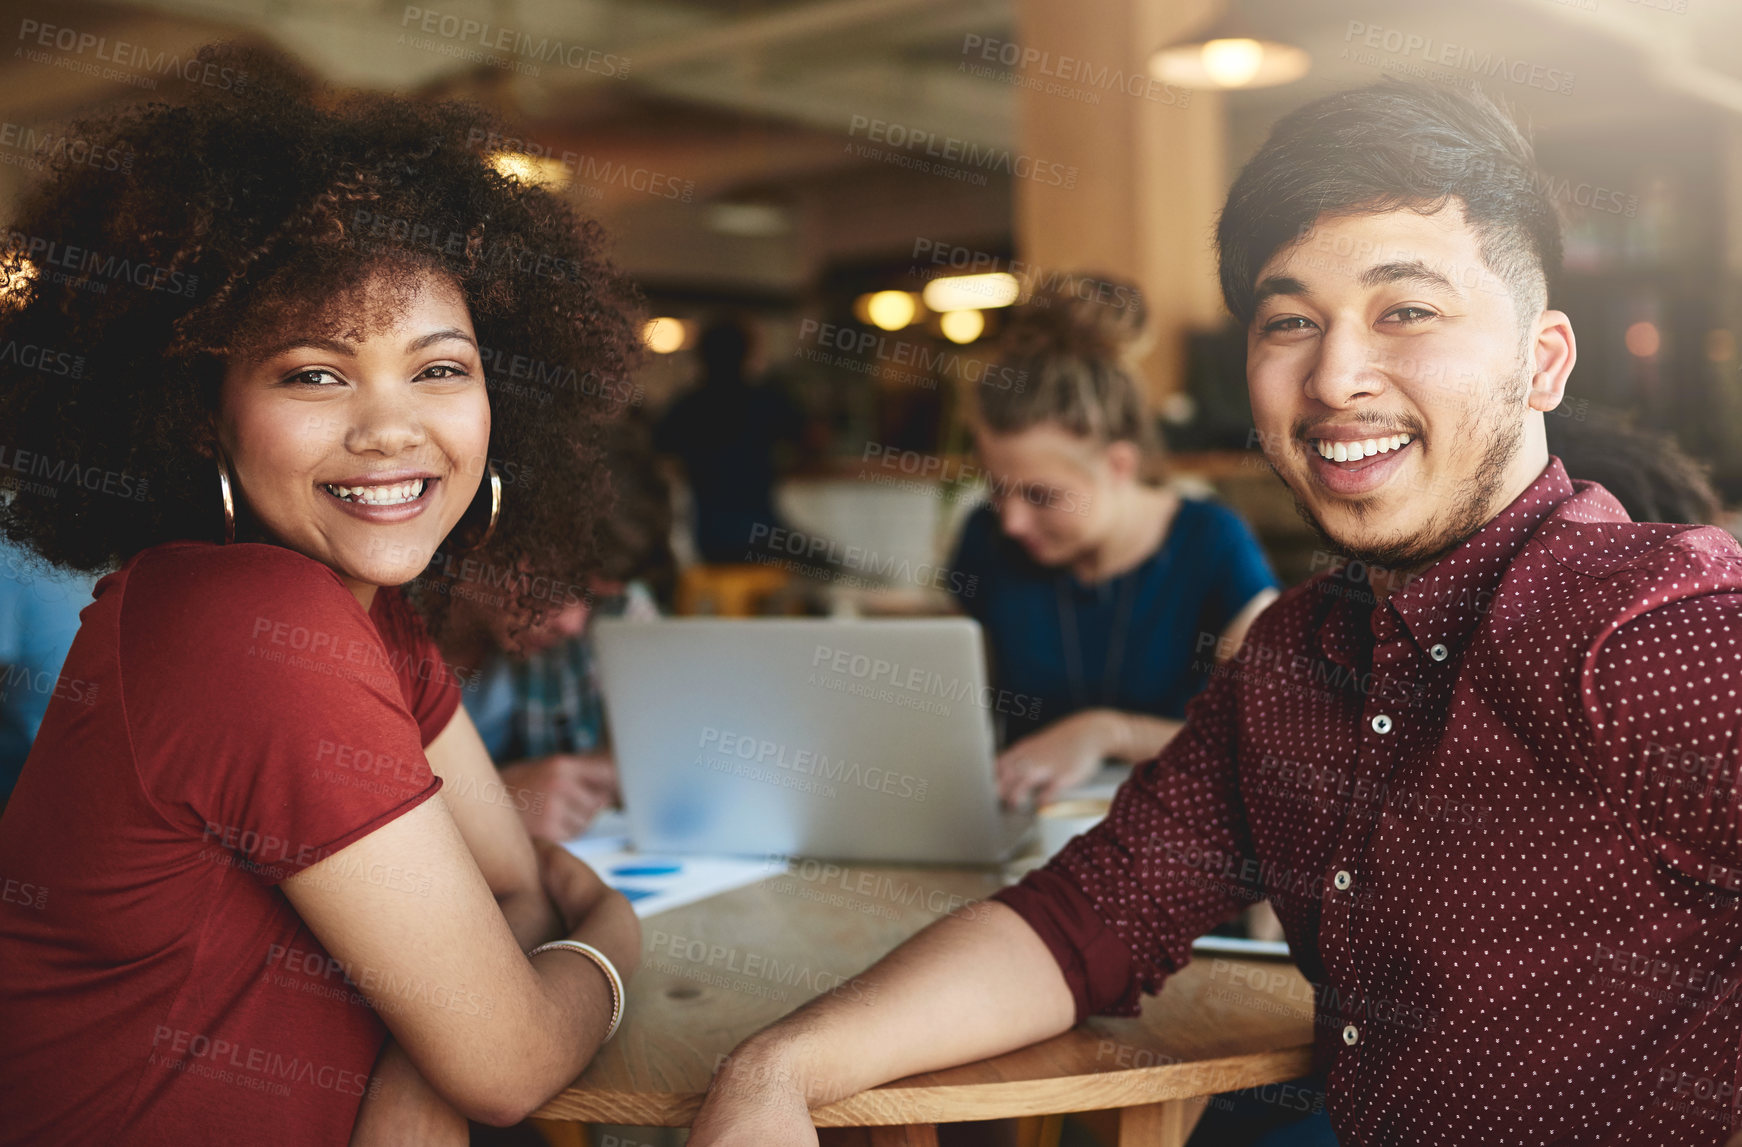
[1314,457,1578,664]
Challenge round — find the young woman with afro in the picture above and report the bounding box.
[0,45,646,1146]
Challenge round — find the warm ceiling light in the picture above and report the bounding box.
[939,309,985,344]
[921,273,1020,313]
[643,317,687,354]
[707,202,792,238]
[1149,10,1309,91]
[861,290,919,331]
[488,152,573,190]
[1201,39,1265,87]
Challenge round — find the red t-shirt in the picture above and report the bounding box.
[0,541,461,1146]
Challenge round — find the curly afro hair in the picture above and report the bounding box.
[0,43,645,637]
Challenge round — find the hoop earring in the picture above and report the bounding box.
[456,463,502,553]
[214,447,236,545]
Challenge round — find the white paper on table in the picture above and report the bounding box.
[560,812,775,918]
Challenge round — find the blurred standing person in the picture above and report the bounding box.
[655,315,809,563]
[950,274,1280,806]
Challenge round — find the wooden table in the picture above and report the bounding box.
[533,864,1315,1146]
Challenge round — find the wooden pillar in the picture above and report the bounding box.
[1012,0,1229,403]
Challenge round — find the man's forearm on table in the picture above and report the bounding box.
[715,900,1076,1107]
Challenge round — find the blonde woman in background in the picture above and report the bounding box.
[947,274,1280,806]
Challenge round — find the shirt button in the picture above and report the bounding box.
[1343,1024,1360,1046]
[1371,714,1393,735]
[1429,643,1449,662]
[1334,870,1353,891]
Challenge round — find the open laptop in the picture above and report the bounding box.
[592,617,1034,864]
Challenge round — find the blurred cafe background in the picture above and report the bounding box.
[0,0,1737,611]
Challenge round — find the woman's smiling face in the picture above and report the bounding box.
[217,269,491,604]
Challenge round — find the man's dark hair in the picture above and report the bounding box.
[1217,80,1562,332]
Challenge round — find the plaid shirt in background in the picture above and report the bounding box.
[500,582,658,761]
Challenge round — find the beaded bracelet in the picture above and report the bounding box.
[528,940,624,1041]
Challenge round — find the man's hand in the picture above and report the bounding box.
[500,753,619,841]
[995,710,1120,807]
[687,1044,820,1147]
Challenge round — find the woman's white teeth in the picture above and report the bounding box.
[1316,434,1411,462]
[324,478,426,505]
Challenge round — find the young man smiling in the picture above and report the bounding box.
[688,80,1742,1147]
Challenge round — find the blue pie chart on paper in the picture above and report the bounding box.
[611,863,683,878]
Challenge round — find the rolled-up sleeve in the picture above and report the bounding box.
[994,652,1257,1020]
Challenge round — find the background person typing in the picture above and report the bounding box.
[948,274,1279,807]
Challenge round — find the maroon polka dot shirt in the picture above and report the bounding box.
[997,458,1742,1145]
